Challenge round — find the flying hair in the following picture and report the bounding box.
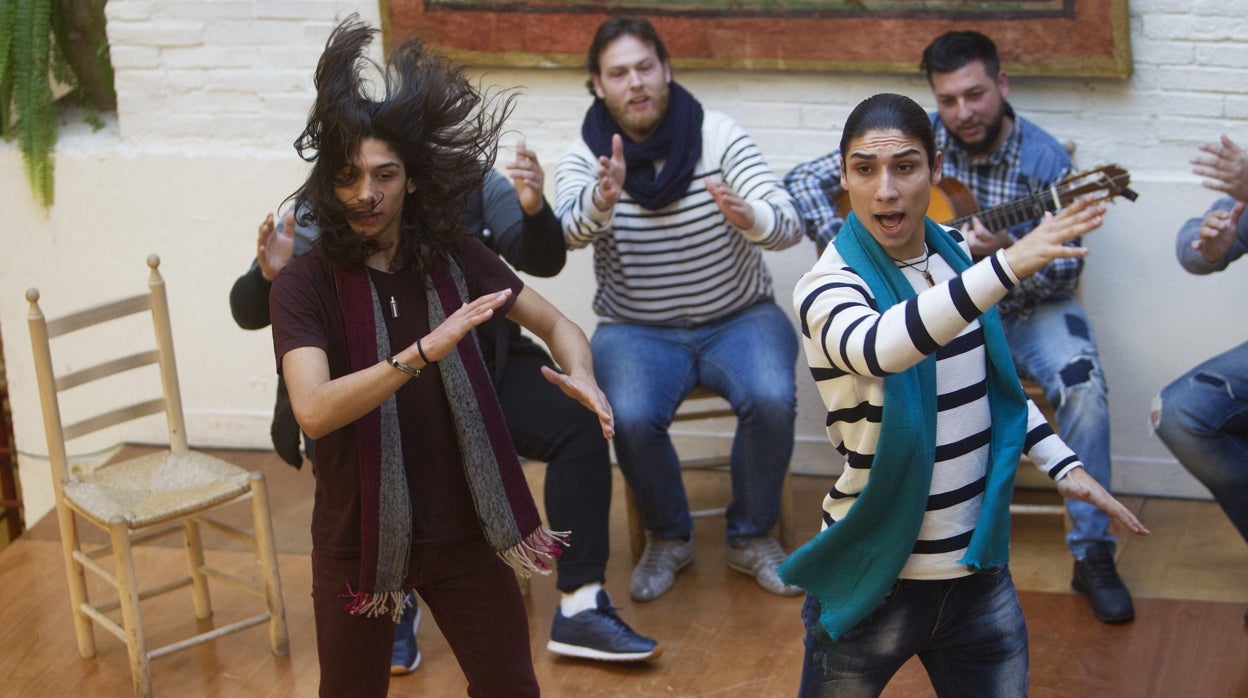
[290,14,515,271]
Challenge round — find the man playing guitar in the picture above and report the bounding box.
[784,29,1136,625]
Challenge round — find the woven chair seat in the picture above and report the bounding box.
[64,450,252,529]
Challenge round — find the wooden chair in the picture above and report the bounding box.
[1012,379,1068,518]
[624,386,797,562]
[25,255,288,698]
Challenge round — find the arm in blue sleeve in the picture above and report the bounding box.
[1176,196,1248,275]
[481,168,566,277]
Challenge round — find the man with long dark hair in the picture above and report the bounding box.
[269,17,615,696]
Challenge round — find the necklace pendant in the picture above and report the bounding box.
[922,271,934,287]
[390,295,399,318]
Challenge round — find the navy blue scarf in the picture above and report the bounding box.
[581,81,704,211]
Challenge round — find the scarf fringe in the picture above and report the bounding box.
[499,527,570,578]
[341,583,407,622]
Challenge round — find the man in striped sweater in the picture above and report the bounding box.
[554,15,804,602]
[782,92,1147,695]
[785,30,1134,626]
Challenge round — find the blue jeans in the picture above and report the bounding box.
[1154,340,1248,545]
[591,301,798,543]
[1002,296,1113,557]
[797,566,1028,697]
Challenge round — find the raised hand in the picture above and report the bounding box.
[704,177,755,230]
[1056,467,1149,537]
[418,289,512,363]
[540,365,615,439]
[592,133,626,210]
[1002,195,1105,279]
[1192,134,1248,203]
[1192,201,1246,264]
[257,210,297,281]
[505,137,546,215]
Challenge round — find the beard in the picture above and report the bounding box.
[951,108,1006,156]
[609,88,670,142]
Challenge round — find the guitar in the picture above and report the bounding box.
[834,164,1138,231]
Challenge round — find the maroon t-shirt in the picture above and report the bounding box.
[270,238,523,557]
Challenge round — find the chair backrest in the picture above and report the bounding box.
[26,255,187,492]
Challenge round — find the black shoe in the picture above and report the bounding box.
[547,590,661,662]
[1071,542,1135,624]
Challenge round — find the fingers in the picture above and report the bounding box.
[1232,200,1247,226]
[611,133,624,165]
[258,212,275,243]
[539,366,616,439]
[1057,468,1149,537]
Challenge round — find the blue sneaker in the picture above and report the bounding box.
[390,595,423,675]
[547,590,660,662]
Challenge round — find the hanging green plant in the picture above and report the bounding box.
[0,0,115,209]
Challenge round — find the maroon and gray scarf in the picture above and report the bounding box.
[333,256,565,621]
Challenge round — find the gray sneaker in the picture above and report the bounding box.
[630,536,695,602]
[725,537,802,596]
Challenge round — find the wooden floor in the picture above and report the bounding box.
[2,447,1246,697]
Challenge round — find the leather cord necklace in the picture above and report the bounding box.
[895,245,934,287]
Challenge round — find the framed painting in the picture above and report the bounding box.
[382,0,1132,78]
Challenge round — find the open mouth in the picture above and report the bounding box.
[875,212,905,234]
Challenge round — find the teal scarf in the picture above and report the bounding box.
[777,213,1028,640]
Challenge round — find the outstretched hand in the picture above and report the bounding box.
[593,134,626,210]
[505,137,546,216]
[1002,196,1105,279]
[1056,467,1149,537]
[1192,134,1248,203]
[704,177,755,230]
[258,210,297,281]
[1193,201,1247,264]
[418,289,512,363]
[540,365,615,440]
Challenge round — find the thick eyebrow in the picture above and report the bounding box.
[846,147,922,162]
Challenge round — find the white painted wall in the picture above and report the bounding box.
[1,0,1246,526]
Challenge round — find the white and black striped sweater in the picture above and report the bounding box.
[555,109,802,325]
[794,231,1081,580]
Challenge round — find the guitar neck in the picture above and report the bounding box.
[947,185,1063,232]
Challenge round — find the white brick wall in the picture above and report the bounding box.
[1,0,1246,523]
[104,0,379,145]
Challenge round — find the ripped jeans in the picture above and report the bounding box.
[1002,296,1114,558]
[1153,340,1248,545]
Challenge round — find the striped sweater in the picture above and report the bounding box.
[555,109,802,325]
[794,229,1082,580]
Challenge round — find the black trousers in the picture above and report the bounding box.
[494,352,614,592]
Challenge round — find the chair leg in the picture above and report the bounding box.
[249,472,289,656]
[624,484,647,564]
[109,518,152,698]
[182,519,212,620]
[778,470,797,551]
[55,506,96,658]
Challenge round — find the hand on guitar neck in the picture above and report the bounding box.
[1002,195,1105,279]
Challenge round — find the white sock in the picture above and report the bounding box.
[559,582,604,617]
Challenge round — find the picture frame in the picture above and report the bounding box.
[383,0,1132,78]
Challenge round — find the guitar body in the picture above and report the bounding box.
[927,178,979,225]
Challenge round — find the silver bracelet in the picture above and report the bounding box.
[388,355,421,379]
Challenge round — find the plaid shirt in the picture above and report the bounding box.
[784,104,1074,317]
